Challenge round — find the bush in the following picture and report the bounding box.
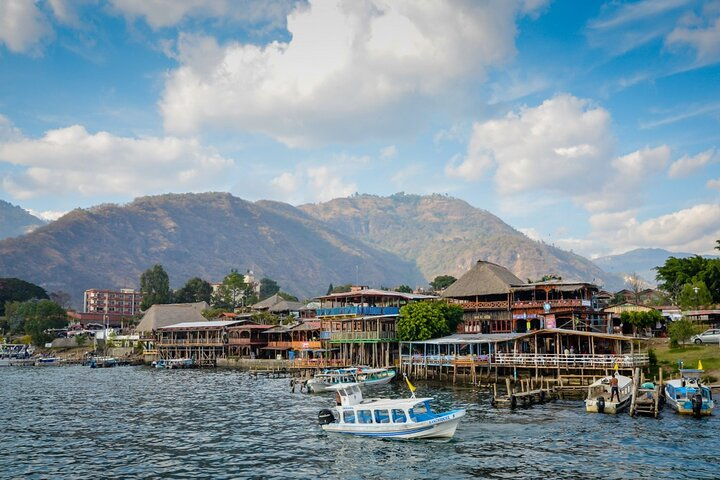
[648,348,657,367]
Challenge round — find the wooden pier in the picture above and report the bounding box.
[492,377,555,408]
[629,368,663,418]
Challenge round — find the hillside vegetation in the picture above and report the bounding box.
[300,193,623,289]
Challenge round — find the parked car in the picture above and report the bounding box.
[691,329,720,344]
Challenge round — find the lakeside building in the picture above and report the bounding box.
[441,261,523,334]
[314,287,438,367]
[227,323,271,358]
[84,288,142,316]
[155,320,245,366]
[135,301,209,357]
[251,293,304,321]
[400,328,649,380]
[262,321,323,360]
[443,260,606,334]
[72,288,143,328]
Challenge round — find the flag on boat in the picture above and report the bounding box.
[698,360,703,370]
[404,374,416,395]
[614,362,619,372]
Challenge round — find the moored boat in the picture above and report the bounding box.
[34,357,63,367]
[585,374,633,413]
[307,367,396,393]
[89,356,118,368]
[152,358,195,369]
[317,380,465,439]
[664,368,714,417]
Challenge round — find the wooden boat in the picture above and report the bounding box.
[307,367,396,393]
[665,369,714,417]
[585,374,633,413]
[88,357,118,368]
[317,381,465,439]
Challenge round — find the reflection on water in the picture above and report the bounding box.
[1,366,718,479]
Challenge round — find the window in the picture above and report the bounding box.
[392,409,406,423]
[357,410,373,424]
[343,411,355,423]
[374,409,390,423]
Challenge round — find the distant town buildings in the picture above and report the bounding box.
[84,288,142,316]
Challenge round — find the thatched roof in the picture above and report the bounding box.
[441,260,523,298]
[135,301,209,333]
[251,293,304,313]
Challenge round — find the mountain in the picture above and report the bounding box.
[0,193,426,306]
[593,248,719,287]
[0,199,45,240]
[300,193,624,290]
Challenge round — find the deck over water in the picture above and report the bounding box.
[2,366,718,478]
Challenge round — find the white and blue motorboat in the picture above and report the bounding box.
[307,367,396,393]
[152,358,195,369]
[664,369,714,417]
[318,382,465,439]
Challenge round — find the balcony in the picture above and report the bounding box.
[512,299,589,309]
[329,331,396,341]
[157,339,225,346]
[454,300,509,310]
[315,306,400,317]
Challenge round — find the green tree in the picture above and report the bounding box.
[430,275,456,292]
[174,277,212,304]
[668,318,696,347]
[394,285,413,293]
[212,269,248,309]
[259,278,280,300]
[326,284,334,295]
[677,281,713,310]
[0,278,49,316]
[278,292,298,302]
[397,301,463,341]
[251,311,281,325]
[7,299,67,346]
[655,255,720,304]
[140,264,171,310]
[331,284,352,294]
[75,333,88,347]
[620,310,663,335]
[201,307,230,319]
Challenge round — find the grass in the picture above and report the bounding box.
[650,339,720,383]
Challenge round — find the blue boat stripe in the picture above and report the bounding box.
[338,425,435,437]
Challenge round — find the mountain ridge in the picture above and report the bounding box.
[0,199,45,241]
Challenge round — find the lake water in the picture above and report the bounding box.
[2,366,718,479]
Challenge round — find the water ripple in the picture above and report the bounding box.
[1,366,718,479]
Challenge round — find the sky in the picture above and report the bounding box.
[0,0,719,259]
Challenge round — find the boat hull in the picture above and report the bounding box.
[665,396,714,415]
[322,409,465,439]
[585,396,631,414]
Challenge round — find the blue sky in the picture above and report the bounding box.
[0,0,719,259]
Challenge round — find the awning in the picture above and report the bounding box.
[261,346,291,350]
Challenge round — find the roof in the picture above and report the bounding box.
[251,293,285,310]
[602,303,657,314]
[268,300,305,313]
[158,320,245,331]
[290,321,321,331]
[135,301,209,332]
[227,324,272,331]
[403,328,644,345]
[315,289,438,301]
[442,260,524,298]
[512,282,598,292]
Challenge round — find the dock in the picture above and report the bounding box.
[629,368,663,418]
[492,377,555,408]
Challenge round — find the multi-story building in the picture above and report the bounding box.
[84,288,143,316]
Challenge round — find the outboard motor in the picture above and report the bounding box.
[318,409,335,425]
[596,396,606,413]
[692,393,703,418]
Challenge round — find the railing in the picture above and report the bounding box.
[156,339,225,346]
[511,299,585,309]
[453,300,508,310]
[330,331,396,341]
[400,354,491,367]
[315,306,400,317]
[267,341,293,349]
[493,353,649,368]
[228,338,264,345]
[400,353,649,368]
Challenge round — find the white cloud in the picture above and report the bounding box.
[27,209,66,221]
[518,227,542,241]
[160,0,529,146]
[446,94,614,194]
[380,145,397,159]
[0,0,53,54]
[668,148,720,178]
[108,0,297,29]
[0,114,23,142]
[588,204,720,255]
[0,124,234,200]
[707,178,720,190]
[667,12,720,64]
[269,153,370,203]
